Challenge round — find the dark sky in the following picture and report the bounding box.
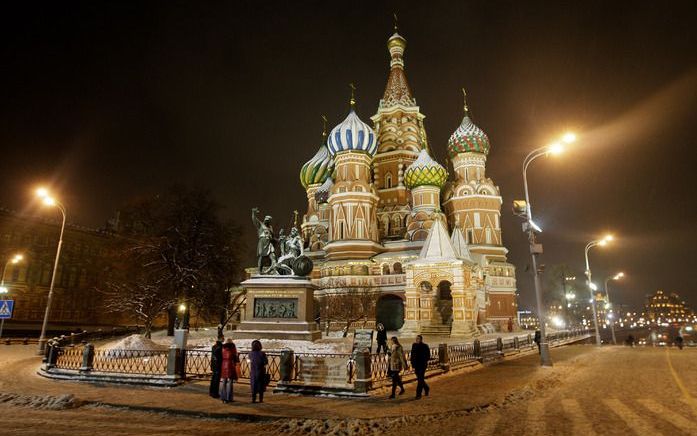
[1,1,696,311]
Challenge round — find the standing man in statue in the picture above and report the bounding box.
[252,207,276,274]
[410,335,430,399]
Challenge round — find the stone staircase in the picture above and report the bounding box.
[419,324,452,336]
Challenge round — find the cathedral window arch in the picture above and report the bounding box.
[466,229,474,244]
[393,262,403,274]
[385,173,393,189]
[485,228,492,244]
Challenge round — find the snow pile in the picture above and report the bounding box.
[228,338,353,354]
[0,393,85,410]
[100,334,168,352]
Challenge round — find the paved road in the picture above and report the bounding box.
[2,344,695,435]
[390,345,697,436]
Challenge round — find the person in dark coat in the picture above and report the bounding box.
[675,334,684,350]
[249,339,268,403]
[219,339,239,403]
[410,335,430,399]
[534,330,541,354]
[387,336,407,399]
[376,323,388,354]
[209,340,223,398]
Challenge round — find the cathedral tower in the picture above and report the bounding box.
[443,91,517,328]
[323,93,382,260]
[371,29,429,239]
[300,118,334,252]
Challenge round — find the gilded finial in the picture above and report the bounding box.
[393,13,399,31]
[462,88,469,115]
[321,114,327,138]
[293,210,299,228]
[349,83,356,108]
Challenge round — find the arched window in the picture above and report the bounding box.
[385,173,393,189]
[420,282,433,293]
[393,262,403,274]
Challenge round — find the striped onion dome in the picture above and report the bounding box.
[300,142,334,189]
[314,177,333,204]
[404,149,448,189]
[447,92,490,157]
[327,108,377,156]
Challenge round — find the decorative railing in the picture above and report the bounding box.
[92,349,168,375]
[448,342,476,367]
[44,329,592,391]
[55,345,83,370]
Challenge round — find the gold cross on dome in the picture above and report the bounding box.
[349,83,356,107]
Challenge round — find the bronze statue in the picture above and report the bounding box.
[252,207,277,274]
[252,207,313,276]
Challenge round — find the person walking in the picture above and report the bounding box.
[219,339,239,403]
[209,340,223,398]
[249,339,268,403]
[675,334,684,350]
[410,335,430,399]
[376,323,388,354]
[387,336,406,399]
[534,330,541,354]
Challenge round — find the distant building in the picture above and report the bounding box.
[643,290,694,325]
[0,207,122,332]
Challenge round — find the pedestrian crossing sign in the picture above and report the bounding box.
[0,300,13,319]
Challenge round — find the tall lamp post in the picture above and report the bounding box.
[584,235,613,346]
[604,272,624,345]
[520,132,575,367]
[0,254,24,339]
[35,188,67,355]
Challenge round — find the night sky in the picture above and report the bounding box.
[1,1,696,310]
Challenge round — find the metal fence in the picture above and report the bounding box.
[448,342,476,367]
[55,346,83,370]
[91,349,168,375]
[48,329,591,388]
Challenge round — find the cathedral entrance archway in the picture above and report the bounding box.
[376,294,404,331]
[437,280,453,324]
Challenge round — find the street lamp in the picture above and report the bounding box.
[35,188,67,355]
[585,234,613,346]
[604,272,624,345]
[520,132,576,367]
[0,254,24,339]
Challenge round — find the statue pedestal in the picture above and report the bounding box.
[234,275,321,341]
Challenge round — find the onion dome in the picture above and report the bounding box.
[327,87,377,156]
[447,89,490,158]
[404,149,448,189]
[300,141,334,189]
[314,177,333,204]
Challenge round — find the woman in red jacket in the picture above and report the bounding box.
[219,339,239,403]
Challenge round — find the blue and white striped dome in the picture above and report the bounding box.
[327,108,377,156]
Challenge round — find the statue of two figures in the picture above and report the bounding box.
[252,207,313,276]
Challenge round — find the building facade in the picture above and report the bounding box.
[297,29,518,336]
[0,207,121,332]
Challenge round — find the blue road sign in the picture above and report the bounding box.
[0,300,14,319]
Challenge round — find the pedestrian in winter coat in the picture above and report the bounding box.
[249,340,268,403]
[209,340,223,398]
[410,335,430,399]
[534,330,541,354]
[376,323,388,354]
[219,339,239,403]
[387,336,407,399]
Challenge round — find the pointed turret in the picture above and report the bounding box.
[417,217,457,261]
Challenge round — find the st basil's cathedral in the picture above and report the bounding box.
[297,28,518,337]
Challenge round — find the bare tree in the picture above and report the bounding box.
[323,288,377,337]
[99,245,175,338]
[100,186,244,335]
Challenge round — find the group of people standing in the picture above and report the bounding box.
[376,324,432,400]
[209,339,269,404]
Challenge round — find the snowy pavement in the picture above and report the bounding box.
[2,343,695,435]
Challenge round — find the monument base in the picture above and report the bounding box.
[234,275,321,342]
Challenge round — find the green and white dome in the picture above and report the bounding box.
[404,149,448,189]
[447,92,490,157]
[300,142,334,189]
